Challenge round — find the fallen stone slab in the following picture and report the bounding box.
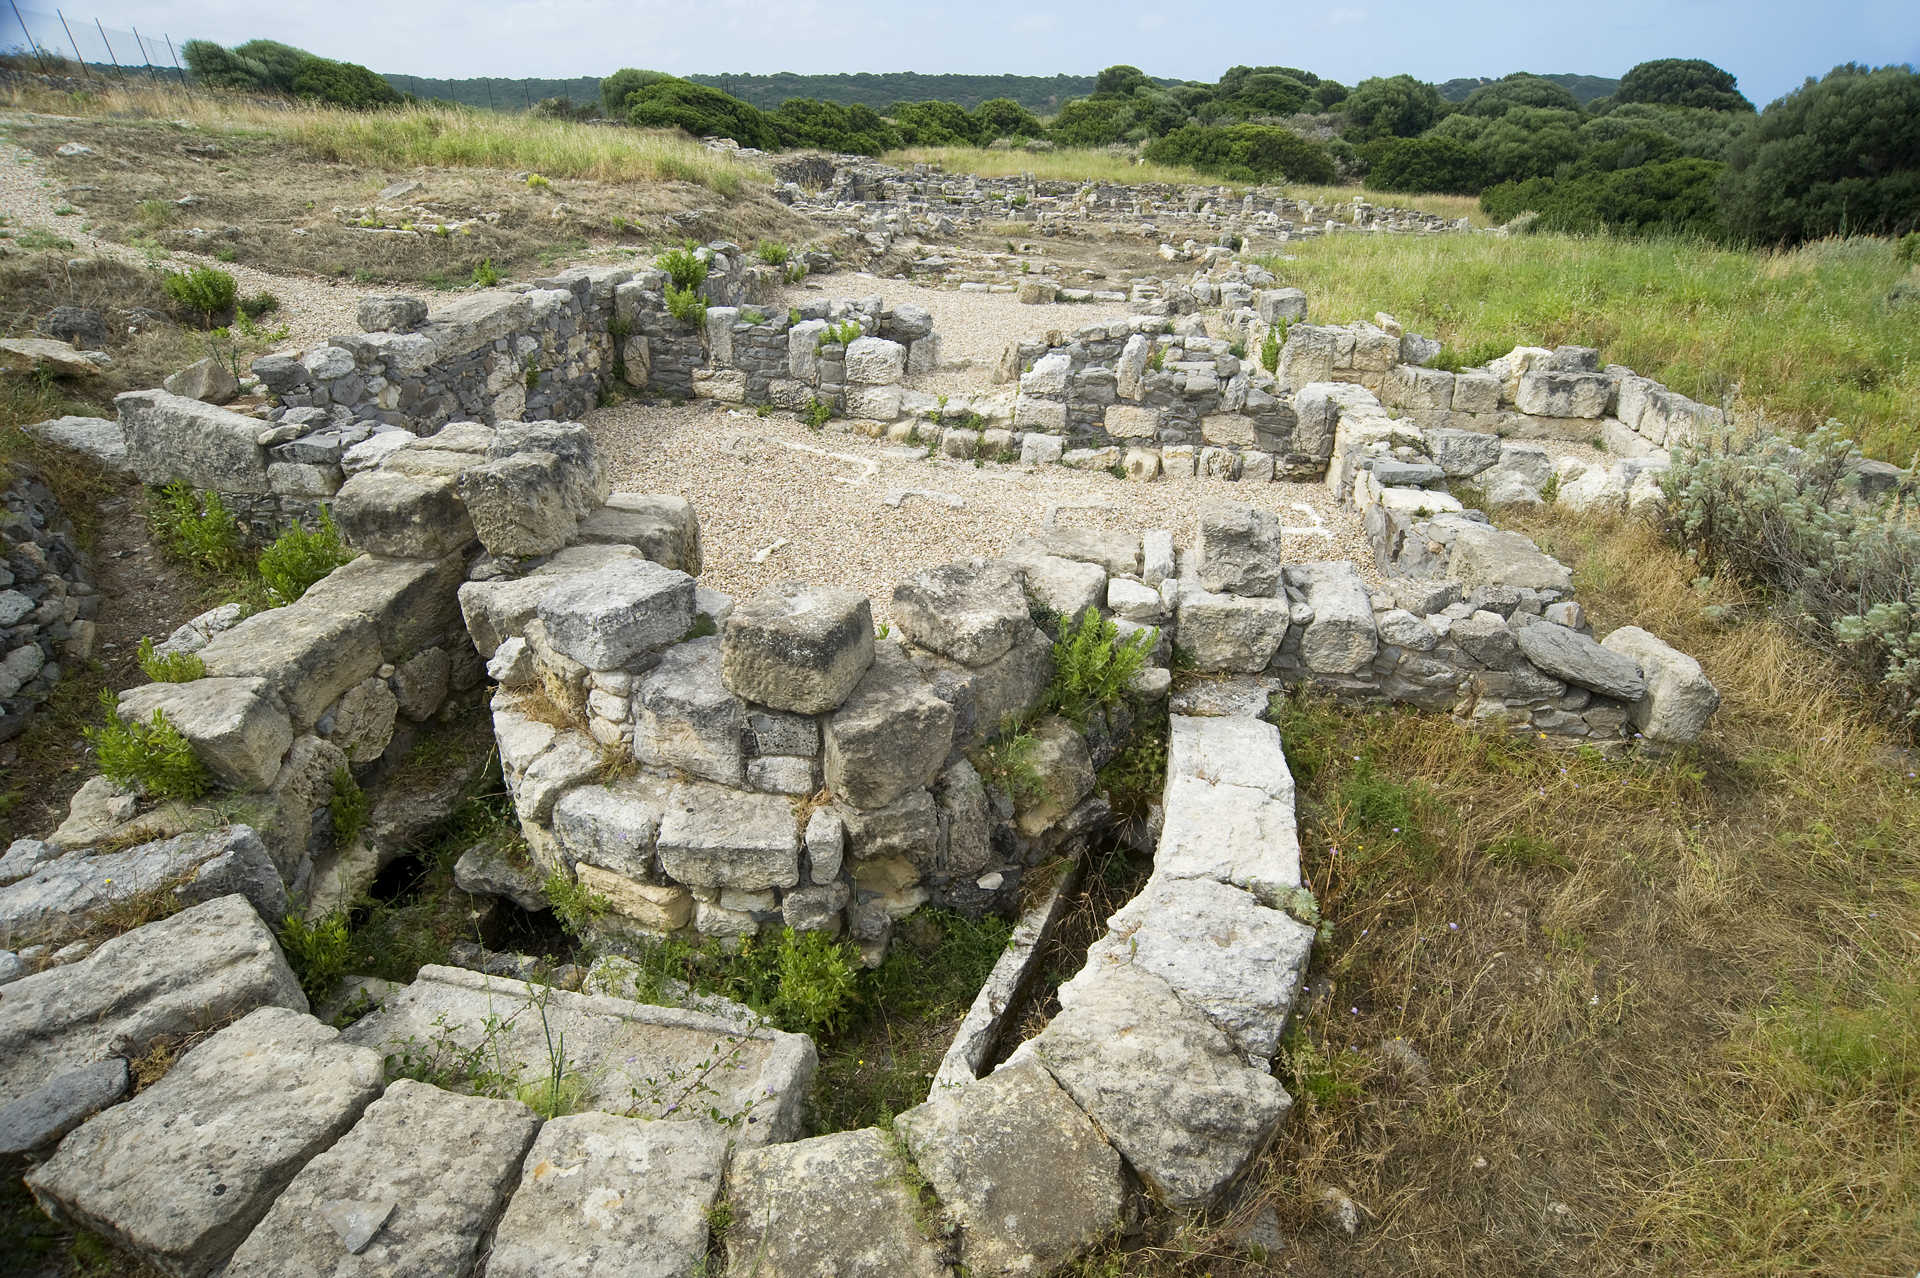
[1,336,102,378]
[892,559,1033,667]
[575,492,704,573]
[722,582,875,714]
[897,1059,1124,1276]
[116,388,268,494]
[0,1058,127,1156]
[486,1113,729,1278]
[0,894,304,1111]
[0,825,287,949]
[22,415,132,474]
[1601,625,1720,743]
[196,601,382,731]
[331,470,475,560]
[26,1007,382,1278]
[1513,619,1646,701]
[1154,775,1301,906]
[1003,550,1107,623]
[1083,876,1314,1063]
[220,1079,539,1277]
[537,558,696,670]
[452,841,549,912]
[342,965,813,1143]
[1167,714,1294,801]
[116,677,292,792]
[725,1126,949,1278]
[1013,964,1291,1208]
[297,552,466,663]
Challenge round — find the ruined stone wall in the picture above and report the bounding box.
[0,469,96,744]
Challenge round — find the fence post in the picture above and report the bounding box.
[8,0,47,67]
[163,32,191,101]
[130,23,156,82]
[93,18,123,78]
[54,9,92,80]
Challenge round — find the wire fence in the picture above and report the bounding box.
[2,3,193,89]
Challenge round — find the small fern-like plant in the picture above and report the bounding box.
[756,240,792,266]
[258,509,353,606]
[87,691,211,802]
[656,244,708,292]
[666,284,707,329]
[162,266,237,328]
[328,767,367,846]
[136,636,204,683]
[1046,609,1155,725]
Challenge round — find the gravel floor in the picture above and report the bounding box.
[1,134,362,354]
[587,399,1376,626]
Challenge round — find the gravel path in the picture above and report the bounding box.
[1,133,362,353]
[587,400,1376,626]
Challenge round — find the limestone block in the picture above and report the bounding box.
[1196,502,1284,595]
[845,336,907,384]
[332,471,474,559]
[824,647,956,809]
[892,560,1031,667]
[116,677,291,791]
[197,603,382,732]
[25,1007,379,1278]
[656,781,800,890]
[537,559,696,670]
[1014,716,1095,839]
[722,583,875,714]
[1105,404,1159,439]
[1515,369,1609,419]
[1176,588,1290,673]
[1513,619,1646,701]
[115,389,270,494]
[574,492,704,574]
[635,637,747,786]
[727,1128,948,1277]
[1601,625,1720,743]
[1294,560,1378,675]
[219,1079,540,1278]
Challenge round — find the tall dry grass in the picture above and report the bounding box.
[1260,232,1920,463]
[0,78,762,194]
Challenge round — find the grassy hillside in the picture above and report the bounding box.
[1261,232,1920,462]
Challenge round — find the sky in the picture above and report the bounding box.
[29,0,1920,107]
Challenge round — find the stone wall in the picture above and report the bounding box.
[0,468,96,744]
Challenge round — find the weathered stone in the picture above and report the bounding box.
[656,780,800,890]
[722,583,875,714]
[331,471,474,559]
[1176,588,1291,673]
[893,559,1032,667]
[726,1127,949,1278]
[838,788,942,871]
[1515,369,1609,419]
[116,389,269,493]
[1196,503,1283,595]
[391,646,451,720]
[219,1079,539,1278]
[1018,528,1140,577]
[26,1007,381,1278]
[1003,551,1106,623]
[845,336,908,384]
[576,866,692,931]
[1155,774,1301,905]
[1601,625,1720,743]
[299,552,465,663]
[458,453,584,558]
[1440,519,1574,593]
[22,415,130,473]
[538,559,696,670]
[0,826,287,949]
[453,841,548,912]
[898,1059,1125,1275]
[116,677,291,791]
[635,637,747,785]
[323,675,397,766]
[1294,560,1378,675]
[486,1114,729,1278]
[575,492,704,573]
[196,602,381,732]
[1016,964,1290,1208]
[357,295,429,332]
[0,1058,127,1156]
[1513,621,1646,700]
[162,356,240,405]
[805,807,845,883]
[1014,716,1096,839]
[824,647,956,809]
[343,966,813,1138]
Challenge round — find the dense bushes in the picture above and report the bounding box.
[888,99,980,146]
[182,38,400,109]
[1718,63,1920,246]
[1341,74,1445,140]
[771,99,899,155]
[1665,423,1919,728]
[1616,58,1755,112]
[1481,158,1727,237]
[972,97,1044,141]
[1363,136,1488,194]
[619,75,777,149]
[1144,123,1335,183]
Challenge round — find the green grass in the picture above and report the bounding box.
[1258,232,1920,462]
[884,145,1226,187]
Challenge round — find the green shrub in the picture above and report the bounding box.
[1143,123,1337,184]
[238,291,279,320]
[257,508,352,606]
[279,910,352,1003]
[87,692,211,801]
[1260,323,1283,373]
[624,76,776,149]
[149,482,246,577]
[544,870,610,938]
[135,636,204,683]
[768,928,860,1038]
[1363,136,1490,195]
[1897,232,1920,267]
[162,266,237,328]
[665,284,707,328]
[471,258,501,287]
[803,397,834,430]
[1666,423,1920,728]
[328,767,367,846]
[1045,609,1155,725]
[756,240,792,266]
[656,244,708,292]
[817,320,863,349]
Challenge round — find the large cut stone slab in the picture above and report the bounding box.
[196,601,382,731]
[1176,588,1291,673]
[1154,776,1301,906]
[892,559,1033,666]
[1513,619,1646,701]
[655,779,800,891]
[0,1058,127,1156]
[343,965,814,1142]
[1003,551,1107,623]
[1197,502,1284,595]
[1293,560,1378,675]
[1014,715,1096,839]
[635,637,747,785]
[897,1059,1125,1275]
[0,894,304,1111]
[331,471,475,559]
[537,559,695,670]
[575,492,703,573]
[1014,964,1291,1208]
[722,582,875,714]
[1167,714,1293,801]
[0,826,286,949]
[1438,519,1573,593]
[296,552,465,661]
[824,646,956,809]
[486,1114,728,1278]
[1083,876,1313,1062]
[116,389,270,494]
[726,1127,949,1278]
[220,1079,539,1277]
[116,677,291,791]
[1601,625,1720,743]
[25,1007,381,1278]
[551,776,669,880]
[458,451,585,557]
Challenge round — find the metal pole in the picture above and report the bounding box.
[130,23,155,82]
[55,9,91,79]
[163,33,190,100]
[8,0,45,66]
[93,18,122,78]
